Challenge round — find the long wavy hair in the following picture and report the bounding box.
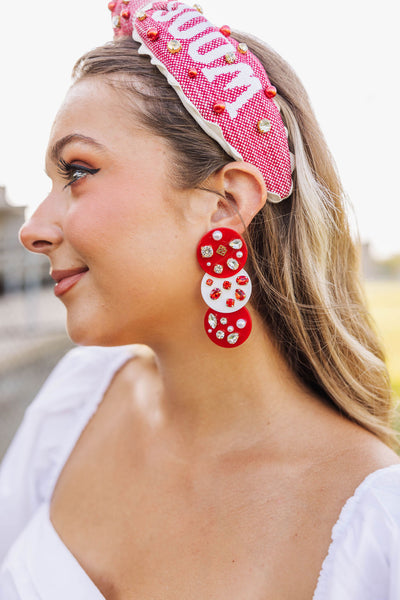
[73,34,397,447]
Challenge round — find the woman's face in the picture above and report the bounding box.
[20,78,208,346]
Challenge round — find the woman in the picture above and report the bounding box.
[1,1,399,598]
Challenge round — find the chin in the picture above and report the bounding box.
[65,315,140,347]
[66,319,112,347]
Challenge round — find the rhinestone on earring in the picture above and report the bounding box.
[197,228,252,348]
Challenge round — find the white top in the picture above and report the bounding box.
[1,346,400,600]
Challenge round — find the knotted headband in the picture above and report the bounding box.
[108,0,293,202]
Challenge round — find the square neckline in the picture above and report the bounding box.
[40,347,400,600]
[43,464,400,600]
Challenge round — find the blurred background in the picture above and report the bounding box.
[0,0,399,458]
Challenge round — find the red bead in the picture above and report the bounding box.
[236,275,249,286]
[213,101,226,115]
[235,289,246,301]
[188,68,198,79]
[147,28,159,41]
[108,1,116,10]
[204,307,252,348]
[220,25,231,37]
[226,298,235,308]
[206,279,213,286]
[223,281,232,290]
[121,9,130,19]
[210,288,222,300]
[265,85,277,99]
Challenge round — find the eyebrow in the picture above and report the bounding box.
[50,134,107,163]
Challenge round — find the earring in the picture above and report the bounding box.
[197,227,252,348]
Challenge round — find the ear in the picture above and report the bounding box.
[208,162,267,233]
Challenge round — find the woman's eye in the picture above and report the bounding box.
[57,157,100,189]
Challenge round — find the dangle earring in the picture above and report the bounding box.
[197,227,252,348]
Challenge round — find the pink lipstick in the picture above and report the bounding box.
[51,267,89,297]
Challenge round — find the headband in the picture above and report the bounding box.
[108,0,293,203]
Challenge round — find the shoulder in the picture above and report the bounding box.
[26,344,134,415]
[337,464,400,538]
[0,345,134,562]
[1,345,135,489]
[314,464,400,600]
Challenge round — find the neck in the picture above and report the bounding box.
[148,307,318,449]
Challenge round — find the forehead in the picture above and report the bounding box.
[46,77,167,163]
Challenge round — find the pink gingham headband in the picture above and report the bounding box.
[108,1,294,203]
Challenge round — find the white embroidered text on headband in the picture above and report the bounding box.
[108,0,294,203]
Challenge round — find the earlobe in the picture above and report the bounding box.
[209,162,268,233]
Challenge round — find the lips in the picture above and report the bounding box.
[51,267,89,297]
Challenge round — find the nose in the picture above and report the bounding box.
[19,196,63,254]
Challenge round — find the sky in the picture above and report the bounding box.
[0,0,399,258]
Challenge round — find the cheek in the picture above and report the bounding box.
[64,193,137,258]
[63,186,200,305]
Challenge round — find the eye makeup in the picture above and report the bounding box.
[57,157,100,189]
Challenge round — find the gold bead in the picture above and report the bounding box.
[257,118,271,134]
[225,52,236,64]
[238,42,248,54]
[167,39,182,54]
[136,9,147,20]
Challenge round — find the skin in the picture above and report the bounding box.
[20,78,399,600]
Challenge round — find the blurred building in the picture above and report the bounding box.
[0,186,50,294]
[0,186,72,459]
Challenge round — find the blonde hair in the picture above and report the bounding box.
[73,34,397,447]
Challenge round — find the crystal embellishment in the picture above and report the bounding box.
[220,318,228,325]
[216,245,227,256]
[228,333,240,345]
[238,43,248,54]
[193,3,203,12]
[136,9,147,20]
[228,326,234,333]
[227,258,239,271]
[223,281,231,290]
[216,330,225,340]
[213,101,226,115]
[229,239,243,250]
[257,118,271,134]
[236,251,243,258]
[236,319,247,329]
[214,264,223,274]
[225,52,236,64]
[208,313,217,329]
[210,288,221,300]
[167,39,182,54]
[212,230,223,241]
[201,245,213,258]
[112,15,121,27]
[220,25,231,37]
[236,289,246,301]
[236,275,249,285]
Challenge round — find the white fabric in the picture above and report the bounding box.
[1,346,400,600]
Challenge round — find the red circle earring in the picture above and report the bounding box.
[197,228,252,348]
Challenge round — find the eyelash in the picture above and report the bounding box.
[57,158,100,189]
